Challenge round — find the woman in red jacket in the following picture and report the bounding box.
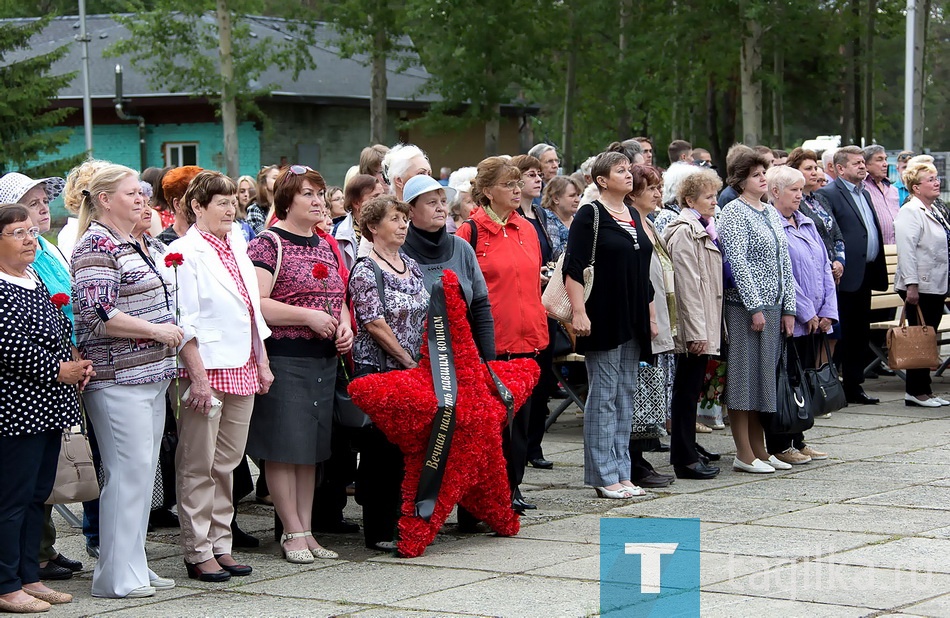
[456,156,549,513]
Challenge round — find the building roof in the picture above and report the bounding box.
[4,14,438,106]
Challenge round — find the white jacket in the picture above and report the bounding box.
[165,225,270,370]
[894,196,950,296]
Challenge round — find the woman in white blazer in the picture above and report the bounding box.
[894,160,950,408]
[165,171,274,582]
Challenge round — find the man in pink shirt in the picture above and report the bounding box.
[862,145,900,244]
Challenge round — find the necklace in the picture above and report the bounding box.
[602,201,627,215]
[373,249,407,274]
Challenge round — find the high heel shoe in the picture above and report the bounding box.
[213,555,253,576]
[184,560,230,583]
[280,532,315,564]
[594,486,636,499]
[302,532,339,559]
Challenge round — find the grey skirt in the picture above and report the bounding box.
[723,302,782,413]
[246,355,336,465]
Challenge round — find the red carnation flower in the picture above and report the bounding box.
[312,263,330,280]
[164,252,184,268]
[50,293,70,309]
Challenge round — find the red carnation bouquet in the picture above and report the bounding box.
[50,293,70,310]
[312,263,348,379]
[165,252,185,410]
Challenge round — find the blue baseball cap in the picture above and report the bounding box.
[403,174,456,205]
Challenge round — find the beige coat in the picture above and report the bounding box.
[894,196,950,296]
[663,212,724,355]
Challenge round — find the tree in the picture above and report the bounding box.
[0,16,83,177]
[106,0,317,177]
[329,0,407,145]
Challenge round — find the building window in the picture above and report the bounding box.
[164,142,199,167]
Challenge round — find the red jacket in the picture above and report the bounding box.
[457,208,549,355]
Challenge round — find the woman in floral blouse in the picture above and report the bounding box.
[349,194,429,551]
[247,166,352,565]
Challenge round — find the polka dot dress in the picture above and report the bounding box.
[0,273,80,436]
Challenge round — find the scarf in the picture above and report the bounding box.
[403,223,451,261]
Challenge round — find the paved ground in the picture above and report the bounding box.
[49,375,950,617]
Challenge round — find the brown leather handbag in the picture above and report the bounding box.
[887,305,940,370]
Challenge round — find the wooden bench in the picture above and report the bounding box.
[867,244,950,378]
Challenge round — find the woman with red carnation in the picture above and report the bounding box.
[0,204,93,613]
[72,164,184,599]
[247,165,353,564]
[456,156,549,513]
[163,171,274,582]
[349,194,429,550]
[0,171,89,582]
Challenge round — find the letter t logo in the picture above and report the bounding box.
[624,543,679,593]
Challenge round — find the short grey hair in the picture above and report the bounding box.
[862,144,886,162]
[821,147,839,169]
[620,139,644,155]
[662,162,697,205]
[382,143,428,184]
[527,143,556,160]
[766,165,805,197]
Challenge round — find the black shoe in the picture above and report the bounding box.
[231,523,260,548]
[37,563,73,581]
[50,553,82,572]
[674,462,721,480]
[185,560,231,582]
[846,388,879,405]
[149,508,180,528]
[511,498,537,513]
[650,442,671,453]
[529,457,554,469]
[694,443,721,462]
[312,519,361,534]
[634,473,674,488]
[213,555,252,576]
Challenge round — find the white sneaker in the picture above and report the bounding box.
[149,576,176,590]
[733,457,775,474]
[767,455,793,470]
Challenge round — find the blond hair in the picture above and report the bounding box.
[78,164,139,235]
[902,161,939,194]
[64,159,109,215]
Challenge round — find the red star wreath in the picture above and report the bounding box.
[348,270,539,557]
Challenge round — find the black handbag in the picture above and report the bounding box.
[802,335,847,416]
[550,320,575,357]
[766,337,815,435]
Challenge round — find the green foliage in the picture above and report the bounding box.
[0,16,83,176]
[104,0,318,125]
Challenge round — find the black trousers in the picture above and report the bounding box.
[312,424,358,526]
[765,335,818,454]
[836,278,873,391]
[355,425,404,548]
[897,291,946,396]
[669,353,708,467]
[498,353,536,496]
[0,430,60,594]
[526,321,558,461]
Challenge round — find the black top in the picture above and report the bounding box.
[563,202,655,355]
[157,225,180,246]
[817,178,887,293]
[0,274,80,436]
[520,205,553,264]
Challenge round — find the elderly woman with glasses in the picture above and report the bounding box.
[246,165,352,564]
[456,156,548,513]
[0,205,93,613]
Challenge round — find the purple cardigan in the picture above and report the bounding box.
[782,211,839,337]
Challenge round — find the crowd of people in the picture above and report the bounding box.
[0,133,945,612]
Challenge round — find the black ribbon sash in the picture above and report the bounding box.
[415,280,459,522]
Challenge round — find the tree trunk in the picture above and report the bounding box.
[739,15,762,145]
[863,0,876,142]
[706,75,721,166]
[216,0,238,178]
[912,0,929,150]
[561,22,577,173]
[852,0,863,144]
[485,104,500,156]
[772,47,784,148]
[617,0,632,138]
[841,37,854,145]
[370,27,387,145]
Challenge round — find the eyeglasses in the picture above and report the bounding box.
[898,153,916,162]
[1,226,40,240]
[287,165,314,175]
[498,180,525,190]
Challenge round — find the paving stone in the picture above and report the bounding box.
[848,485,950,511]
[390,574,599,618]
[609,494,815,523]
[99,592,359,617]
[700,591,869,617]
[783,460,950,484]
[698,477,905,503]
[873,447,950,465]
[817,537,950,574]
[753,503,950,535]
[707,562,950,610]
[903,592,950,617]
[700,524,886,559]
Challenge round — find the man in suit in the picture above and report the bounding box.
[818,146,888,404]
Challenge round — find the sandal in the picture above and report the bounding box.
[280,532,314,564]
[303,532,339,559]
